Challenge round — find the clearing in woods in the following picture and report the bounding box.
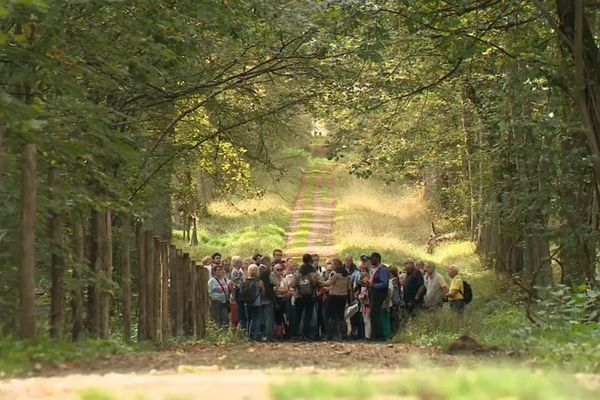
[2,146,598,400]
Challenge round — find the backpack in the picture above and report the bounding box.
[461,280,473,304]
[297,273,314,298]
[239,279,259,304]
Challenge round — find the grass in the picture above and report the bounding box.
[270,368,599,400]
[0,337,151,377]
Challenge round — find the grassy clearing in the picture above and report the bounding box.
[270,368,598,400]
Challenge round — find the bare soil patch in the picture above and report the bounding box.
[30,342,453,377]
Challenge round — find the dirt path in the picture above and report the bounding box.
[0,342,455,400]
[284,146,337,257]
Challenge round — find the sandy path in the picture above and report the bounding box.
[284,146,337,257]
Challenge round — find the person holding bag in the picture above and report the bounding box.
[208,265,230,328]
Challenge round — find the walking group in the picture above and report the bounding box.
[206,249,471,342]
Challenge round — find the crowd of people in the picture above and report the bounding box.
[206,249,468,342]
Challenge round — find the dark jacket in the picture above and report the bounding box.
[371,265,390,293]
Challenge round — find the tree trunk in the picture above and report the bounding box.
[49,168,65,339]
[190,215,198,246]
[102,210,113,338]
[20,143,37,339]
[175,249,184,336]
[144,230,155,340]
[96,210,109,339]
[153,236,161,340]
[72,218,85,341]
[122,215,132,342]
[161,241,170,340]
[136,223,147,340]
[86,210,99,338]
[558,1,600,208]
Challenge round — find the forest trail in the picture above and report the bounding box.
[284,146,337,257]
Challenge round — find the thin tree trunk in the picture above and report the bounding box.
[161,241,170,340]
[190,259,197,337]
[99,210,113,338]
[20,143,37,339]
[175,249,184,336]
[460,90,476,239]
[96,211,108,339]
[190,215,199,246]
[144,230,155,340]
[87,210,99,338]
[182,253,191,335]
[49,168,65,339]
[136,223,147,340]
[72,218,85,341]
[122,215,132,342]
[153,236,161,340]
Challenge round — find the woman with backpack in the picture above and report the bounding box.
[239,264,263,340]
[293,254,321,340]
[259,268,276,341]
[323,258,351,340]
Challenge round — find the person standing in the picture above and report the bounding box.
[241,264,263,341]
[230,256,246,330]
[445,265,465,313]
[367,252,390,341]
[208,265,230,328]
[323,258,351,340]
[424,261,448,309]
[388,266,402,335]
[294,254,320,340]
[356,266,371,340]
[259,268,275,341]
[273,262,290,338]
[312,253,327,339]
[403,259,425,314]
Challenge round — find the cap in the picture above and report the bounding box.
[360,254,370,261]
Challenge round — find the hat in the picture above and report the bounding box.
[360,254,370,261]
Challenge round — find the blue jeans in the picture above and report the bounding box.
[235,290,247,330]
[260,302,274,340]
[248,305,261,341]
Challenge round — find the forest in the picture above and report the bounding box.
[1,0,600,398]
